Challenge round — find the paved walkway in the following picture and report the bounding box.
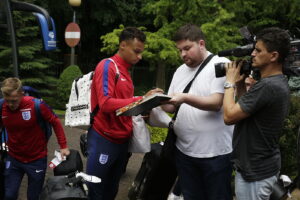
[14,118,300,200]
[18,118,144,200]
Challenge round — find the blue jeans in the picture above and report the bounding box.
[86,128,129,200]
[4,155,47,200]
[175,148,232,200]
[235,171,277,200]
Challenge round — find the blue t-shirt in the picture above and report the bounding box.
[232,74,290,181]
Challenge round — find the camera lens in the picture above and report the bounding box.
[214,63,226,77]
[240,60,252,76]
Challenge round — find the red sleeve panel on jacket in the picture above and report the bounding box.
[39,101,67,149]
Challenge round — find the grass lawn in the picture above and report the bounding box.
[53,109,65,115]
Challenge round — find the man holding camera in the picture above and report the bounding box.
[223,27,290,199]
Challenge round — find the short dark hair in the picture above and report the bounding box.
[256,27,290,63]
[119,27,146,43]
[173,24,205,42]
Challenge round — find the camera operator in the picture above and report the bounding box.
[223,27,291,200]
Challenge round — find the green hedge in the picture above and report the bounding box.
[55,65,82,109]
[280,95,300,178]
[148,112,173,143]
[149,125,168,144]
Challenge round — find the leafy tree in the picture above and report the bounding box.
[45,0,150,73]
[142,31,180,90]
[0,0,16,81]
[102,0,291,90]
[220,0,300,34]
[0,31,13,81]
[142,0,240,52]
[0,0,60,100]
[100,25,180,90]
[132,0,240,89]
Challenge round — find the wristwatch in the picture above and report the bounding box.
[224,82,236,89]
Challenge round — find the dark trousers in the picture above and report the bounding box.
[175,148,232,200]
[86,128,129,200]
[4,155,47,200]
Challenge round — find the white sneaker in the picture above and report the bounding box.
[167,193,184,200]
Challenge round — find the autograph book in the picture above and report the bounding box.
[116,93,171,116]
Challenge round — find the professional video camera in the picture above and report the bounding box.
[215,27,255,78]
[215,27,300,78]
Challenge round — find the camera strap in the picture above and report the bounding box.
[172,54,215,122]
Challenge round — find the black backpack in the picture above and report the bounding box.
[40,175,87,200]
[41,150,85,200]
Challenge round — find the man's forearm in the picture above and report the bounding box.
[183,93,223,111]
[223,87,236,124]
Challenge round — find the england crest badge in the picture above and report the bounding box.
[22,111,31,120]
[99,154,109,165]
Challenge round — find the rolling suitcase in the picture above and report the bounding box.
[128,143,177,200]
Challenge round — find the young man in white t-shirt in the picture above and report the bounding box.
[162,24,233,200]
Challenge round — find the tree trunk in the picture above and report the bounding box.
[155,61,166,91]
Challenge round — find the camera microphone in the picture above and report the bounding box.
[218,44,254,57]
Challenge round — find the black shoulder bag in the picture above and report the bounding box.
[161,54,215,159]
